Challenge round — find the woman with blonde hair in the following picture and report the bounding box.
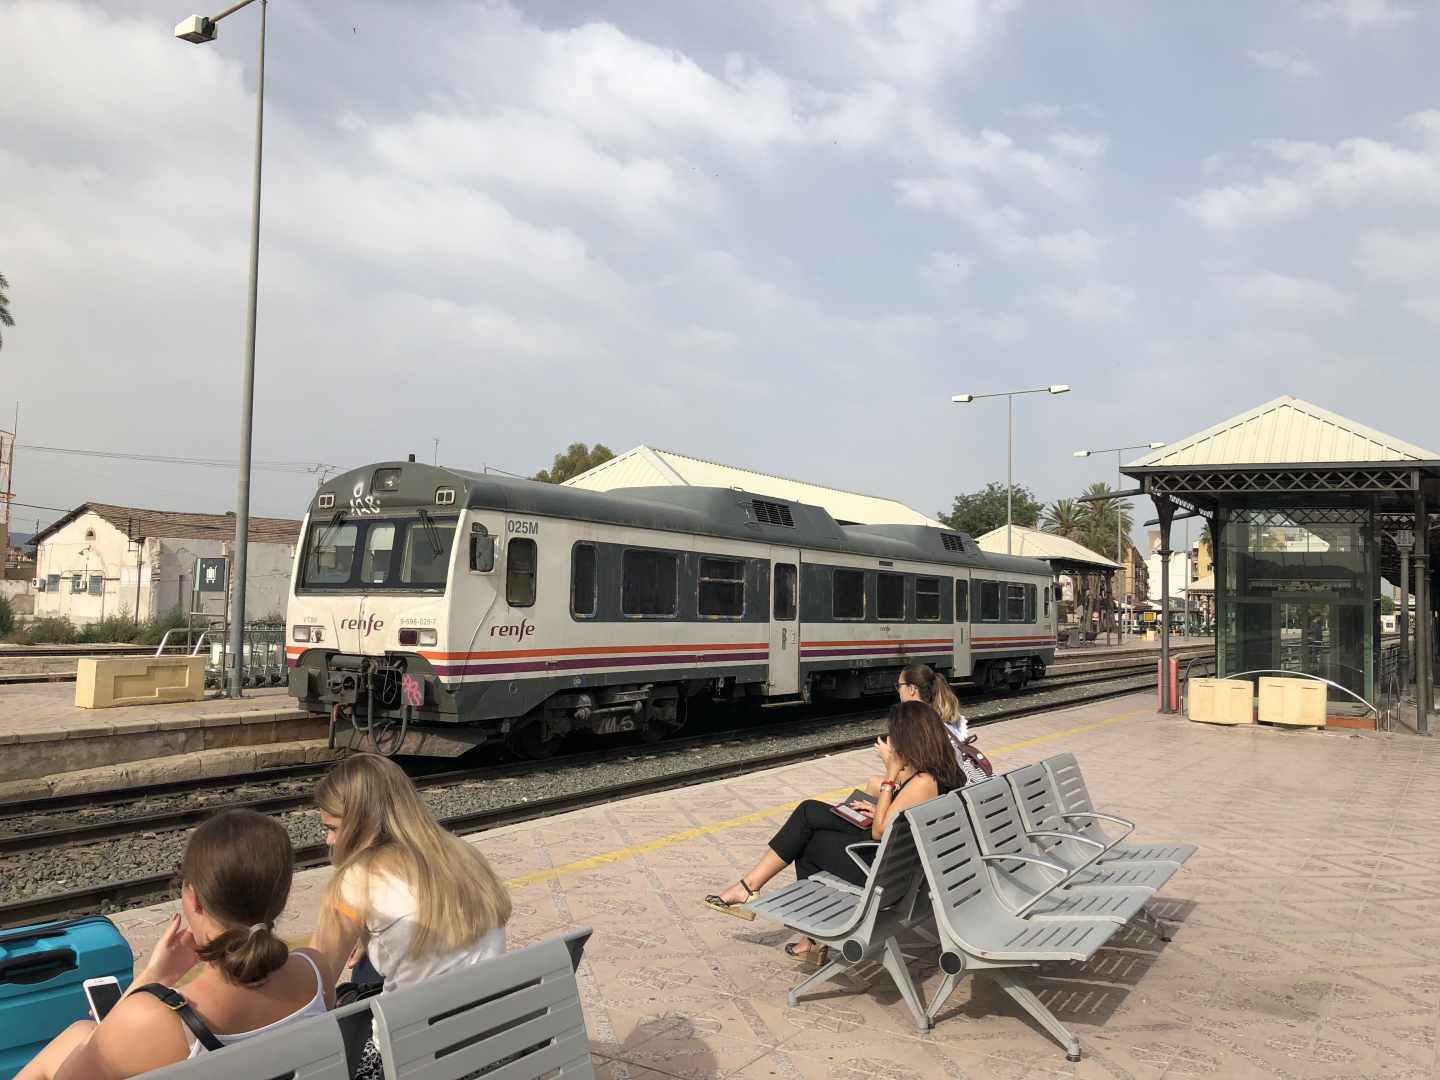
[19,810,328,1080]
[311,754,512,1079]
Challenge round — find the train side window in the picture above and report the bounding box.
[571,544,597,617]
[833,569,865,620]
[979,580,1001,622]
[699,556,745,618]
[877,573,905,621]
[622,549,678,617]
[1025,584,1037,623]
[955,580,969,623]
[1044,585,1051,617]
[506,538,537,607]
[469,524,495,573]
[774,563,797,621]
[916,577,941,621]
[1005,583,1026,622]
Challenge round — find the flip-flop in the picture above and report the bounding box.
[703,879,758,921]
[785,939,828,969]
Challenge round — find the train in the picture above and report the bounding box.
[285,460,1057,757]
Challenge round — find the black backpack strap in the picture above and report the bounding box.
[133,983,225,1052]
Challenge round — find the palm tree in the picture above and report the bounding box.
[0,273,12,351]
[1043,498,1084,539]
[1073,482,1135,561]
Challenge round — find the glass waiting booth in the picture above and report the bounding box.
[1217,510,1376,708]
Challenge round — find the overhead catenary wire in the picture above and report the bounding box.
[16,443,339,476]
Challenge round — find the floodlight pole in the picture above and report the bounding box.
[952,385,1071,555]
[176,0,266,696]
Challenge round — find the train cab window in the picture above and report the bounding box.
[833,569,865,620]
[469,524,496,573]
[622,549,678,617]
[955,580,969,623]
[361,524,397,585]
[979,580,1001,622]
[1005,583,1026,622]
[774,563,797,621]
[699,556,745,618]
[877,573,905,621]
[571,544,597,617]
[1025,584,1038,623]
[506,539,537,607]
[916,577,941,621]
[304,522,357,585]
[400,517,455,587]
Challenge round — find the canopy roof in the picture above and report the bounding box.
[975,525,1120,572]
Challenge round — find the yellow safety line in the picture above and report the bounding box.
[503,704,1152,890]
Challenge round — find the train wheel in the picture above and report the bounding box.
[509,721,560,760]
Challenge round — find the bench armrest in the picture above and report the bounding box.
[1062,810,1136,833]
[980,852,1072,876]
[1026,829,1105,851]
[845,841,879,876]
[979,853,1081,919]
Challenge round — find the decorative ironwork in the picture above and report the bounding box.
[1146,467,1416,498]
[1226,507,1371,526]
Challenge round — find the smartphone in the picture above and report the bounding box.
[82,976,124,1022]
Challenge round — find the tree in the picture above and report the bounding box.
[1380,595,1396,616]
[533,442,614,484]
[938,482,1042,538]
[1075,482,1133,561]
[1042,498,1084,539]
[0,273,13,351]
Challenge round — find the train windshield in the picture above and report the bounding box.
[300,515,457,591]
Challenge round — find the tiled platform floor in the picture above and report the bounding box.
[111,693,1440,1079]
[0,682,300,742]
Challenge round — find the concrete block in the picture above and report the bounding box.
[1188,678,1254,725]
[1258,677,1327,727]
[75,657,207,709]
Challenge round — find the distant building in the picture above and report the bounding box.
[31,503,300,626]
[564,445,940,527]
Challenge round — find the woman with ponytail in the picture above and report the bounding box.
[19,810,328,1080]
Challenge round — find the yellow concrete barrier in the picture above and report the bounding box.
[1257,677,1327,727]
[75,656,207,709]
[1188,677,1254,725]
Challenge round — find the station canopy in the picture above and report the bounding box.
[974,525,1119,575]
[564,445,940,528]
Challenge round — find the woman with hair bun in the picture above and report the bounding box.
[18,809,328,1080]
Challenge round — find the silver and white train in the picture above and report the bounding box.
[286,461,1057,757]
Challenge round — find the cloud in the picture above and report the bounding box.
[1013,102,1102,122]
[1047,132,1111,159]
[1181,113,1440,230]
[1354,229,1440,281]
[1247,49,1319,78]
[1039,281,1136,324]
[1305,0,1418,32]
[1222,271,1354,314]
[917,250,974,288]
[894,179,1104,268]
[1406,297,1440,324]
[667,326,740,351]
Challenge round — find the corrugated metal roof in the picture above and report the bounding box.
[1126,396,1440,470]
[974,525,1120,570]
[564,445,940,527]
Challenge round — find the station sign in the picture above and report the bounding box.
[196,557,228,593]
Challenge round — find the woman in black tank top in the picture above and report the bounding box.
[704,702,964,961]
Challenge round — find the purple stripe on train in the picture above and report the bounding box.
[432,651,770,678]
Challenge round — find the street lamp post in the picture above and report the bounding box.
[176,0,266,698]
[952,385,1071,554]
[1073,441,1165,644]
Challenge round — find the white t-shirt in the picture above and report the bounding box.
[339,866,506,992]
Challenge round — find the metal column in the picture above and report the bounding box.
[1399,545,1410,688]
[1157,499,1174,713]
[1415,489,1431,735]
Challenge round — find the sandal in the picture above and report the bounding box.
[785,939,829,969]
[703,879,758,921]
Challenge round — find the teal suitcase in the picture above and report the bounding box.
[0,916,134,1080]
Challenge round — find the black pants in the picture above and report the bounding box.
[769,799,871,887]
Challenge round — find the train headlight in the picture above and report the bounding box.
[292,625,324,643]
[398,628,437,647]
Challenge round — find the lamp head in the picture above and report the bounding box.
[1148,441,1166,449]
[1072,450,1091,458]
[175,15,218,43]
[1047,384,1071,395]
[950,394,974,404]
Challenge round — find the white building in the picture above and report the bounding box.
[564,445,941,527]
[32,503,300,625]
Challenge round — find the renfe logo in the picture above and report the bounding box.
[340,614,385,636]
[490,619,535,640]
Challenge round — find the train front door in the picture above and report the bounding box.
[768,555,801,696]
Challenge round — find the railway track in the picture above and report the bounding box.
[0,666,1179,926]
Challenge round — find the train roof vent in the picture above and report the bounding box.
[751,499,795,527]
[941,533,967,552]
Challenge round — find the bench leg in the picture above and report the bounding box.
[881,938,932,1034]
[786,954,846,1007]
[990,970,1082,1062]
[925,971,962,1024]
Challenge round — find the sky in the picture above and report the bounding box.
[2,0,1437,543]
